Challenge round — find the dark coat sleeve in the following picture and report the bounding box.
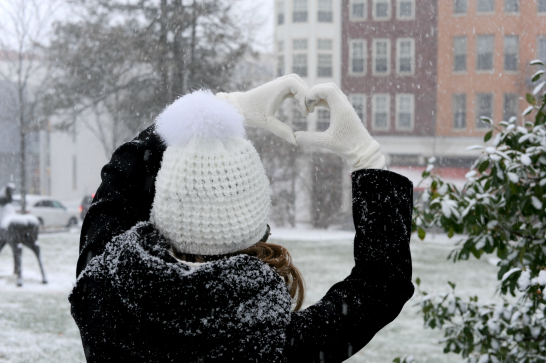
[76,124,166,277]
[285,169,415,363]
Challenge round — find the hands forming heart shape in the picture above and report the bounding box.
[217,74,386,171]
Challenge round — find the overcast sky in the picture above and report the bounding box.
[240,0,274,53]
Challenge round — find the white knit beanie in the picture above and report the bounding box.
[150,90,271,255]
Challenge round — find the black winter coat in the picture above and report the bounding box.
[73,125,415,362]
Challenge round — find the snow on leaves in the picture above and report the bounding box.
[408,63,546,362]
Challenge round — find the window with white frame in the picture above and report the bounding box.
[397,0,414,19]
[477,0,495,13]
[318,54,332,77]
[454,0,468,14]
[292,54,307,77]
[350,40,366,75]
[318,39,332,50]
[476,93,494,128]
[293,39,308,50]
[396,94,414,130]
[350,94,366,123]
[277,55,284,77]
[318,0,333,22]
[277,1,285,24]
[373,0,390,20]
[397,38,414,74]
[453,36,467,72]
[452,93,467,129]
[503,93,519,121]
[373,39,390,75]
[292,103,307,131]
[293,0,308,22]
[316,108,330,131]
[505,0,519,13]
[540,0,546,13]
[372,94,390,129]
[350,0,367,20]
[538,36,546,63]
[476,35,494,71]
[504,35,519,71]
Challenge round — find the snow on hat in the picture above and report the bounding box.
[150,90,270,255]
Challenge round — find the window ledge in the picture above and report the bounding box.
[452,71,469,75]
[475,70,495,75]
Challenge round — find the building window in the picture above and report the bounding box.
[373,39,390,75]
[350,40,367,75]
[539,0,546,13]
[293,39,308,50]
[503,93,519,121]
[454,0,468,14]
[278,41,284,52]
[538,36,546,63]
[372,94,390,130]
[476,35,494,71]
[372,0,390,20]
[292,54,307,77]
[504,35,519,71]
[396,94,414,130]
[477,0,495,12]
[318,39,332,50]
[292,108,307,131]
[277,55,285,77]
[293,0,308,22]
[453,36,467,72]
[350,0,367,19]
[318,0,333,22]
[397,0,415,19]
[504,0,519,13]
[350,94,366,123]
[277,1,285,24]
[318,54,332,77]
[453,93,467,129]
[397,38,414,75]
[317,108,330,131]
[476,93,494,128]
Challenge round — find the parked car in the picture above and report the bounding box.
[12,195,79,228]
[80,194,94,220]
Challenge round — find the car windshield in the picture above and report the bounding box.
[51,200,65,209]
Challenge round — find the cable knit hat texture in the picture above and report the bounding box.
[150,90,270,255]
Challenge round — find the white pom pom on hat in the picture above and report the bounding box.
[155,89,245,147]
[151,89,271,255]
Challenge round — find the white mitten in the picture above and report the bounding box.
[217,74,309,145]
[295,83,386,171]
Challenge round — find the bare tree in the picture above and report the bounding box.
[47,0,259,158]
[0,0,59,211]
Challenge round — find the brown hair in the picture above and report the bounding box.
[172,242,305,311]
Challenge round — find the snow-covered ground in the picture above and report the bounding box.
[0,228,498,362]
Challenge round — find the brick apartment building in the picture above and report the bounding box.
[342,0,438,140]
[437,0,546,137]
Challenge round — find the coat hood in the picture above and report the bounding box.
[70,222,292,362]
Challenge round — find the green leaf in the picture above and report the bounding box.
[448,281,456,290]
[416,277,421,286]
[484,130,493,142]
[418,227,426,240]
[532,70,545,82]
[526,93,536,105]
[393,359,401,363]
[479,160,490,173]
[448,226,455,238]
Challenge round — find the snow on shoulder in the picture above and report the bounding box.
[155,89,245,147]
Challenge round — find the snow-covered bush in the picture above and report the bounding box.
[407,62,546,362]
